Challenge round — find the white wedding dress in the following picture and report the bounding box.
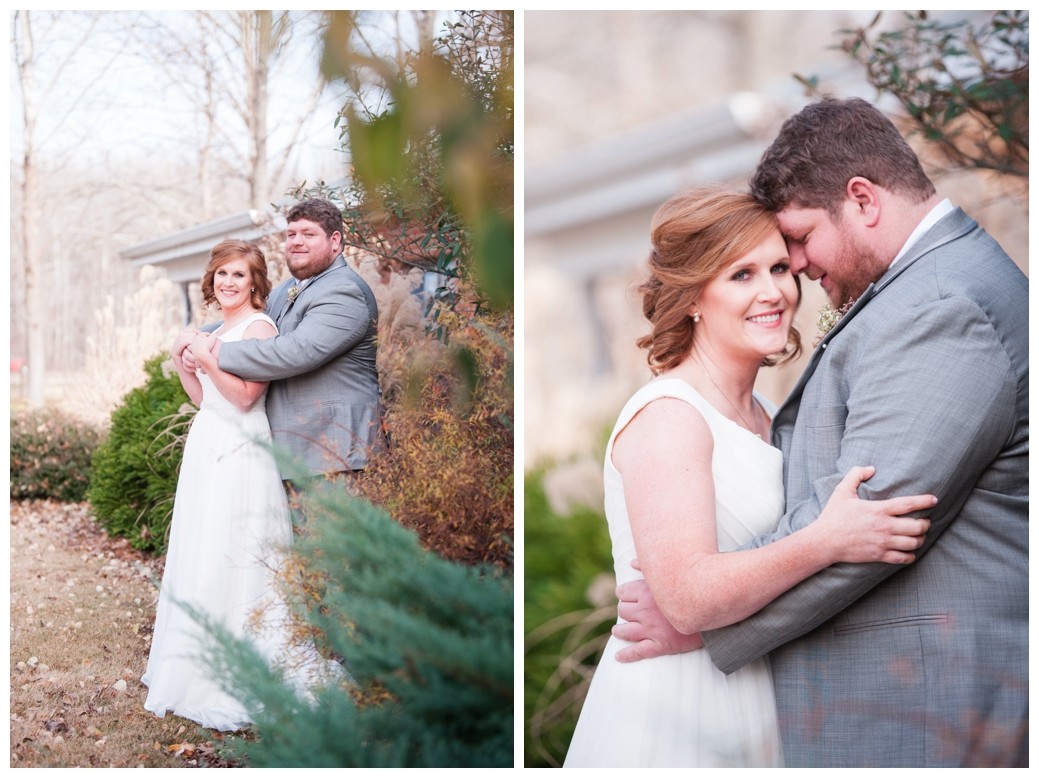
[564,378,785,767]
[142,312,328,731]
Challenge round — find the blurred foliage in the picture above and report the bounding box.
[87,355,194,554]
[10,409,104,502]
[315,9,513,316]
[798,10,1027,177]
[523,470,613,767]
[205,484,512,767]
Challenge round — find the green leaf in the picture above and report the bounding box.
[470,209,513,311]
[348,110,409,192]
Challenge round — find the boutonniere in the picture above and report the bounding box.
[814,301,854,347]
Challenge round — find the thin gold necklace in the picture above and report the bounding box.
[693,356,763,439]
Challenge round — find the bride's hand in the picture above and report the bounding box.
[815,466,935,565]
[181,345,199,374]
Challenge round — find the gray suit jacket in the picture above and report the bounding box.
[218,255,384,477]
[702,208,1028,767]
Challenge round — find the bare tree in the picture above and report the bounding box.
[227,10,333,207]
[238,10,278,209]
[132,11,332,213]
[12,11,41,405]
[12,11,107,406]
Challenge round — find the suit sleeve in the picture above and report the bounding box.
[217,281,373,382]
[702,295,1018,673]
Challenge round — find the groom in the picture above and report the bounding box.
[189,197,384,483]
[614,98,1027,767]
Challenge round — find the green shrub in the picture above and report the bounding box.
[201,485,513,767]
[10,409,104,502]
[87,353,193,554]
[523,469,613,768]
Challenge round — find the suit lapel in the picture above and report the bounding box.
[267,256,348,324]
[288,256,347,305]
[267,281,292,323]
[872,207,975,295]
[771,283,875,445]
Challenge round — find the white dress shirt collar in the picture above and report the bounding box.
[889,198,954,270]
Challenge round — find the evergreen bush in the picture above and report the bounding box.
[87,353,193,554]
[201,484,513,767]
[10,409,104,502]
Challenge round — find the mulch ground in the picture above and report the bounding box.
[10,500,248,767]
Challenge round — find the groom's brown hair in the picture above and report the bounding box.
[287,198,344,242]
[751,97,936,217]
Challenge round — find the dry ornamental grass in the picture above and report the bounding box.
[10,500,249,768]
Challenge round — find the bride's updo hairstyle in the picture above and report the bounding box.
[201,239,272,311]
[636,188,801,374]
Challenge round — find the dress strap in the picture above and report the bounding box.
[606,379,717,470]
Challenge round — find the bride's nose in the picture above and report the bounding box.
[757,275,782,302]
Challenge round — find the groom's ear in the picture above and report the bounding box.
[845,177,881,228]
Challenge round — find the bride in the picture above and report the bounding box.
[562,189,934,767]
[142,239,319,731]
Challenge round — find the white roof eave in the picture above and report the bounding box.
[120,209,286,267]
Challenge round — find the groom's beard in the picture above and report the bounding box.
[826,232,889,308]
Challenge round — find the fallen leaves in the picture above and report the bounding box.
[10,500,253,768]
[159,739,236,767]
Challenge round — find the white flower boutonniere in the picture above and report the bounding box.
[814,301,854,347]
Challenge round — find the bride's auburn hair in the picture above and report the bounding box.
[201,240,271,311]
[636,188,802,374]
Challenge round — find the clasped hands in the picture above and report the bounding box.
[173,328,216,374]
[613,562,704,663]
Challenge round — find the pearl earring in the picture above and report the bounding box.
[692,312,701,323]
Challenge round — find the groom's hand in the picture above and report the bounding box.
[182,347,199,373]
[613,576,704,662]
[172,327,199,358]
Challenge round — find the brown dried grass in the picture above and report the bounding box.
[354,309,514,569]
